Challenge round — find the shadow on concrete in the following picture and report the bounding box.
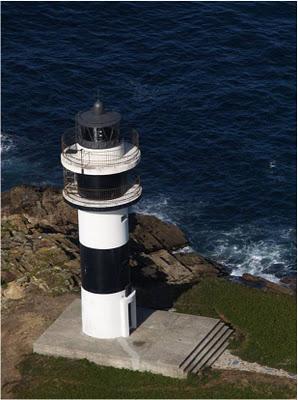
[135,306,155,328]
[134,281,193,310]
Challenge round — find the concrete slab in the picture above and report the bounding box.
[33,299,220,378]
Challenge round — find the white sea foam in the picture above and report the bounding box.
[132,194,174,223]
[172,246,194,254]
[269,160,276,168]
[128,79,170,104]
[1,132,15,154]
[205,226,296,283]
[134,195,294,284]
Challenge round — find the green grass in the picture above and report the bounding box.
[12,277,297,398]
[14,354,296,399]
[175,277,297,372]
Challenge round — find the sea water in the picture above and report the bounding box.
[2,2,296,281]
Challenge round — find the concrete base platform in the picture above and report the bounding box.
[34,299,233,378]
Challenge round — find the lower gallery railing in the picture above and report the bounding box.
[63,171,141,202]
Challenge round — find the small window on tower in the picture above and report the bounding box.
[121,215,127,223]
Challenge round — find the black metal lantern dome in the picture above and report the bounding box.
[76,101,122,149]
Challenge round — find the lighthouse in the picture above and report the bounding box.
[61,100,142,339]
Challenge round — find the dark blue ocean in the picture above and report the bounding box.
[2,2,296,281]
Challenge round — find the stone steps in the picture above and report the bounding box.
[179,320,234,374]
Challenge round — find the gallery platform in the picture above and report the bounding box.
[33,299,233,378]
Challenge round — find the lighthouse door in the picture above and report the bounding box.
[128,303,132,331]
[125,285,132,330]
[128,301,137,332]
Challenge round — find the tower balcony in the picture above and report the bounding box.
[63,171,142,211]
[61,129,140,175]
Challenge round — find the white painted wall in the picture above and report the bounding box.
[78,208,128,249]
[81,287,136,338]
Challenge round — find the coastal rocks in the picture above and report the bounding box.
[241,273,295,296]
[130,213,188,253]
[280,276,297,293]
[132,250,226,286]
[3,185,293,308]
[174,252,227,278]
[140,250,195,284]
[2,185,226,308]
[3,282,25,300]
[2,210,81,296]
[128,213,226,307]
[1,185,41,215]
[2,185,77,232]
[130,249,228,308]
[1,270,17,285]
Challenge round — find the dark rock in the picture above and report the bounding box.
[1,211,81,295]
[131,249,225,287]
[174,252,228,278]
[241,273,294,296]
[2,185,42,216]
[280,276,297,292]
[242,273,262,283]
[264,281,294,296]
[147,250,193,284]
[2,185,77,230]
[130,213,188,253]
[1,270,17,284]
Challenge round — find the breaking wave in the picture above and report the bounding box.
[191,225,296,282]
[1,132,15,154]
[134,196,296,283]
[133,194,174,224]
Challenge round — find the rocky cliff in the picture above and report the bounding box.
[1,185,295,309]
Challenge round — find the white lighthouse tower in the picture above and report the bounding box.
[61,100,142,339]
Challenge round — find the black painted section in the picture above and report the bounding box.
[80,243,130,294]
[76,126,120,149]
[76,171,128,200]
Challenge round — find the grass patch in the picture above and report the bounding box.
[13,354,296,399]
[175,277,297,372]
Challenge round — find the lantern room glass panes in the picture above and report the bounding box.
[77,124,120,149]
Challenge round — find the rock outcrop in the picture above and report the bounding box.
[2,185,295,309]
[2,185,228,308]
[240,273,295,296]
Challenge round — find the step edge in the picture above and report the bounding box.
[190,329,234,374]
[179,320,224,368]
[184,325,231,372]
[204,339,232,369]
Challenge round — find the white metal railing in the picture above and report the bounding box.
[62,129,140,170]
[63,170,141,203]
[63,181,142,207]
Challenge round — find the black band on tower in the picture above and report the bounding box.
[80,243,130,294]
[76,171,128,200]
